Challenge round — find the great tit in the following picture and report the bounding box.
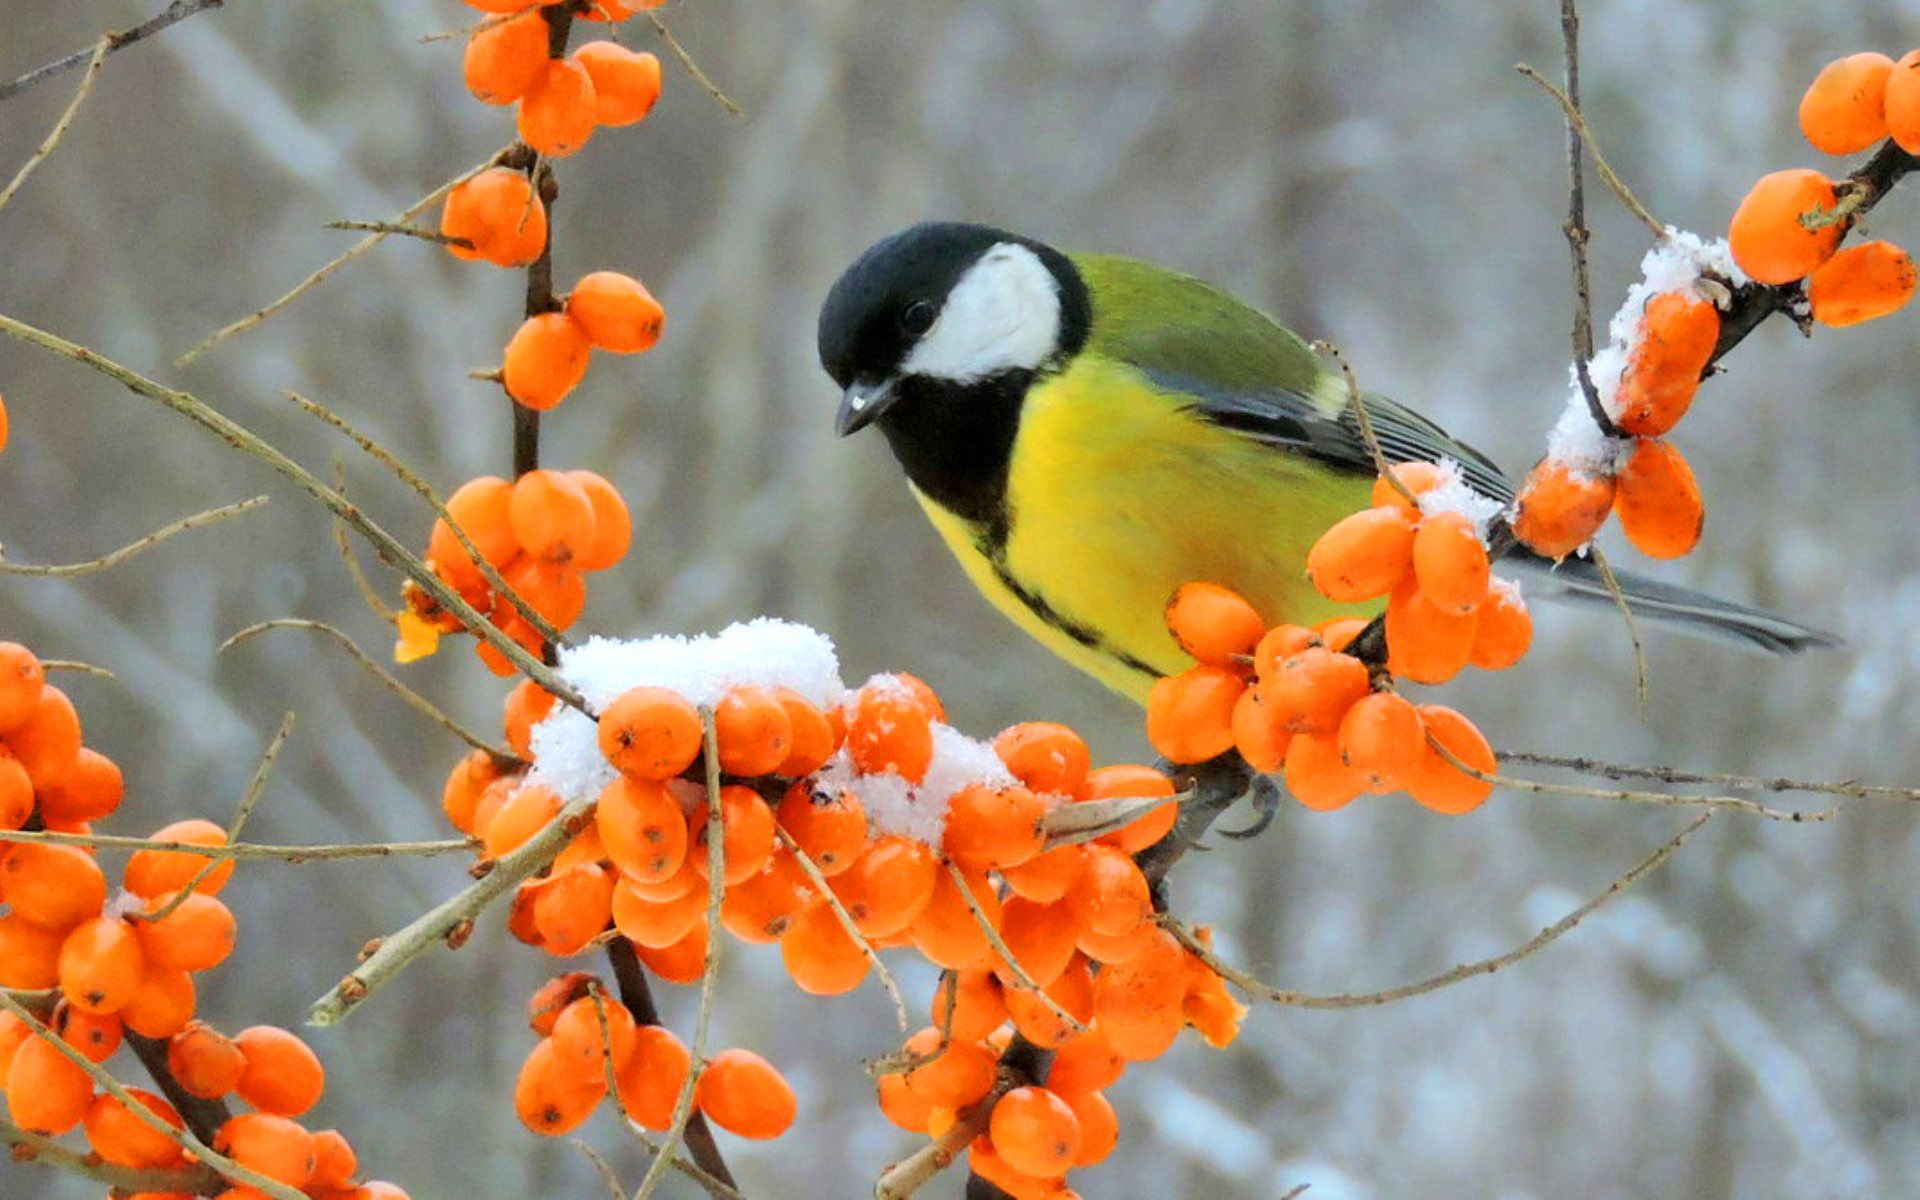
[816,222,1831,702]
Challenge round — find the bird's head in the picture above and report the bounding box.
[817,222,1091,437]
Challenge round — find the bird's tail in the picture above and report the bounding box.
[1505,549,1839,655]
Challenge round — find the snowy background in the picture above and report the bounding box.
[3,1,1920,1197]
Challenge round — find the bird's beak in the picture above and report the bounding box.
[836,378,899,437]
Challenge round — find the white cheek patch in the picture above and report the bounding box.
[902,242,1062,384]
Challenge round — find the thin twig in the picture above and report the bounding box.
[1587,546,1648,706]
[1498,751,1920,801]
[0,826,474,861]
[873,1082,1013,1200]
[1161,813,1711,1010]
[332,459,398,621]
[0,0,226,103]
[221,618,511,758]
[0,38,108,215]
[1514,63,1663,237]
[1039,790,1189,850]
[324,219,472,249]
[775,826,907,1030]
[575,1136,627,1200]
[645,12,742,116]
[0,496,267,577]
[136,712,295,922]
[41,659,114,679]
[1312,339,1415,505]
[176,151,507,365]
[943,862,1085,1037]
[0,1118,222,1195]
[631,709,727,1200]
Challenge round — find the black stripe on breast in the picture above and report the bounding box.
[983,544,1163,682]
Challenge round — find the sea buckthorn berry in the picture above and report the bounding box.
[58,917,144,1013]
[83,1088,185,1169]
[217,1113,317,1189]
[1145,664,1244,764]
[572,42,663,126]
[1252,623,1320,679]
[7,1031,94,1134]
[1231,685,1291,773]
[501,557,586,630]
[931,969,1008,1043]
[568,470,633,571]
[532,863,617,956]
[990,1086,1082,1179]
[126,817,235,898]
[1469,582,1532,671]
[688,784,778,886]
[483,782,563,862]
[598,777,689,884]
[832,835,938,937]
[464,0,551,12]
[0,752,32,830]
[469,774,520,842]
[775,785,867,875]
[133,892,236,973]
[1259,645,1370,735]
[234,1026,326,1117]
[1184,959,1249,1049]
[1371,461,1446,514]
[718,850,811,943]
[0,642,46,732]
[697,1048,797,1140]
[120,967,196,1040]
[713,684,793,777]
[1315,615,1370,652]
[1087,764,1179,855]
[1003,953,1094,1048]
[1407,705,1497,815]
[1000,843,1085,905]
[993,897,1079,987]
[310,1129,358,1191]
[967,1139,1062,1200]
[943,783,1046,871]
[515,1038,605,1137]
[428,476,518,593]
[566,270,666,354]
[504,680,557,761]
[896,1026,996,1107]
[908,866,1001,971]
[845,680,936,782]
[1615,439,1704,561]
[1092,926,1193,1061]
[1511,459,1616,562]
[518,58,597,157]
[773,688,838,777]
[8,684,81,789]
[439,169,547,268]
[1807,239,1918,327]
[551,994,638,1074]
[1306,505,1416,602]
[503,314,593,413]
[877,1072,935,1133]
[779,898,871,995]
[4,843,107,928]
[887,672,947,722]
[1411,511,1489,615]
[1047,1026,1126,1096]
[616,1024,690,1131]
[1063,845,1151,940]
[1336,691,1425,794]
[0,914,65,988]
[527,972,596,1037]
[54,1004,123,1063]
[613,876,705,947]
[597,687,703,781]
[1163,582,1266,666]
[38,747,124,825]
[994,722,1092,795]
[463,9,549,105]
[1728,168,1844,285]
[1887,50,1920,153]
[168,1022,245,1099]
[1799,52,1894,155]
[1283,731,1366,812]
[1615,291,1719,438]
[1065,1089,1118,1166]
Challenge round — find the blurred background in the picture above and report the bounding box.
[4,0,1920,1196]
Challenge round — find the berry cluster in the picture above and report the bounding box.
[462,3,663,158]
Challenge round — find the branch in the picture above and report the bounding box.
[1498,750,1920,802]
[136,711,295,923]
[41,659,115,679]
[644,12,742,117]
[0,37,108,216]
[0,1118,222,1195]
[776,826,908,1031]
[0,826,474,862]
[324,219,472,249]
[0,0,227,104]
[0,495,266,577]
[874,1083,1011,1200]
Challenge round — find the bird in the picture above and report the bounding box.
[816,221,1833,703]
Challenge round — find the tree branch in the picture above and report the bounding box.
[0,0,227,104]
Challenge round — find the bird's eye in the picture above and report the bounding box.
[899,299,936,335]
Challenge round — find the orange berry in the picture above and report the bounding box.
[1799,52,1894,155]
[1469,583,1531,671]
[215,1113,316,1190]
[439,169,547,268]
[779,897,870,995]
[832,834,937,937]
[502,313,593,412]
[1252,622,1320,679]
[1615,439,1704,561]
[845,681,935,783]
[8,684,81,789]
[527,972,596,1037]
[1258,645,1370,735]
[1887,50,1920,153]
[0,752,33,831]
[0,913,64,988]
[120,967,196,1039]
[1728,168,1844,285]
[896,1026,996,1107]
[993,896,1078,988]
[478,782,560,862]
[773,688,838,777]
[1002,953,1093,1048]
[598,686,703,780]
[514,1038,605,1137]
[84,1087,185,1169]
[36,747,123,826]
[1283,731,1366,812]
[310,1129,358,1190]
[687,784,777,886]
[718,849,812,942]
[908,866,1001,971]
[54,1003,123,1063]
[551,993,638,1074]
[616,1024,690,1131]
[1064,1089,1117,1166]
[4,843,107,928]
[1336,691,1425,794]
[1000,843,1085,905]
[7,1031,93,1134]
[1511,459,1615,560]
[1807,239,1918,327]
[944,783,1046,871]
[503,680,557,761]
[500,557,586,630]
[1407,705,1496,815]
[1306,505,1416,602]
[568,470,633,571]
[1410,511,1489,615]
[930,969,1008,1043]
[427,476,517,594]
[775,784,867,875]
[632,915,709,984]
[234,1026,326,1118]
[572,42,662,126]
[1087,764,1179,855]
[612,875,705,947]
[877,1072,935,1133]
[168,1022,245,1099]
[1145,664,1244,764]
[695,1048,797,1139]
[565,270,666,355]
[1062,845,1151,940]
[712,684,792,777]
[968,1139,1063,1200]
[532,863,616,955]
[1092,927,1192,1061]
[126,818,235,899]
[990,1086,1081,1179]
[1618,291,1719,437]
[133,891,236,973]
[1315,615,1370,652]
[463,9,550,105]
[1231,685,1291,773]
[1163,582,1266,666]
[993,722,1091,795]
[598,777,689,884]
[517,58,597,157]
[1046,1026,1126,1096]
[0,641,46,732]
[1371,461,1447,514]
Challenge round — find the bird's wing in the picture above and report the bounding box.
[1070,253,1515,504]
